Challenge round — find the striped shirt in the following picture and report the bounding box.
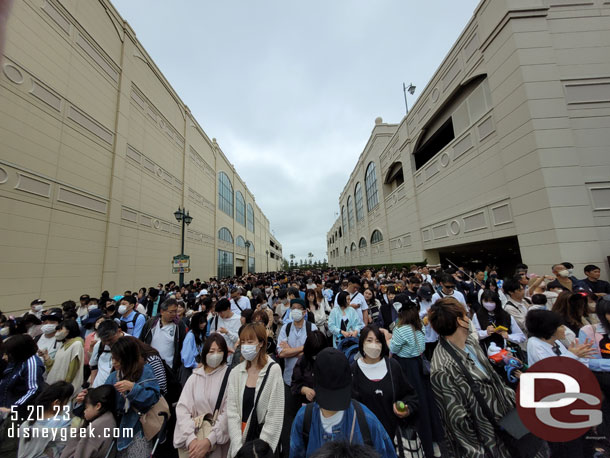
[389,324,425,358]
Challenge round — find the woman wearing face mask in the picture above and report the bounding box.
[386,295,443,458]
[226,323,284,457]
[379,286,398,332]
[44,320,84,399]
[472,290,525,355]
[478,277,508,306]
[175,334,231,458]
[351,325,418,451]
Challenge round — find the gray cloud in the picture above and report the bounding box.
[113,0,480,261]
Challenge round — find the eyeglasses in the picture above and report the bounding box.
[442,285,455,290]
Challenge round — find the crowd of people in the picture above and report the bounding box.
[0,261,609,458]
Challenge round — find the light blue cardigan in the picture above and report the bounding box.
[328,306,364,348]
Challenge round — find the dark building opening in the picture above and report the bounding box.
[414,118,455,171]
[436,236,522,278]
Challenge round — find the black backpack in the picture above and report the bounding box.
[285,320,313,338]
[302,400,372,449]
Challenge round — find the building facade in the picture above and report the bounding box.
[0,0,282,313]
[328,0,610,278]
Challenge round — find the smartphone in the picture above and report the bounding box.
[495,325,508,332]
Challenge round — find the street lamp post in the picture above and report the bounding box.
[173,207,193,286]
[402,82,416,115]
[265,250,269,272]
[245,240,251,274]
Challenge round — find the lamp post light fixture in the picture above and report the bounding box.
[173,207,193,286]
[245,240,251,274]
[402,82,416,115]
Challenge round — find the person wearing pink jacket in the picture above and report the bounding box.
[174,334,231,458]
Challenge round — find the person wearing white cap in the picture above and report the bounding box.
[25,299,45,320]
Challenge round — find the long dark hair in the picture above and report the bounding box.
[189,312,208,346]
[25,381,74,435]
[306,289,319,310]
[1,334,37,363]
[395,294,422,331]
[337,291,349,309]
[84,385,116,424]
[596,297,610,334]
[110,336,144,382]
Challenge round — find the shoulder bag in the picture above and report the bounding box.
[178,367,232,457]
[439,338,544,458]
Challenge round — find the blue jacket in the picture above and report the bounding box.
[106,363,160,450]
[0,355,45,413]
[289,401,397,458]
[328,306,364,348]
[181,331,203,369]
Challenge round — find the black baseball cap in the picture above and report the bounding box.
[314,348,352,411]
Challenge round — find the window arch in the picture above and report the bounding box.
[354,183,364,221]
[344,246,348,255]
[347,196,355,230]
[371,229,383,245]
[350,242,357,252]
[236,191,245,226]
[247,203,255,232]
[236,235,246,248]
[365,162,379,211]
[218,172,234,217]
[359,237,367,248]
[218,227,233,243]
[341,206,347,234]
[247,241,254,252]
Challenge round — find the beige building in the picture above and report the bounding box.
[0,0,282,314]
[328,0,610,279]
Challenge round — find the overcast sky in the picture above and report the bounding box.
[112,0,480,263]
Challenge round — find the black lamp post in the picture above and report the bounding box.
[265,250,269,272]
[173,207,193,286]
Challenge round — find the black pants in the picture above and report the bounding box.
[280,383,299,457]
[424,341,437,361]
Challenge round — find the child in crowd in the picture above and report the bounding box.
[60,385,117,458]
[17,381,74,458]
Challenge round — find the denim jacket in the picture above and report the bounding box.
[328,306,364,348]
[289,401,397,458]
[105,363,160,450]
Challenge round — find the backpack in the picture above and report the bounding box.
[120,311,143,335]
[302,400,372,449]
[285,321,313,338]
[337,337,360,365]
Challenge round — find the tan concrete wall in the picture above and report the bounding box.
[0,0,280,314]
[329,0,610,279]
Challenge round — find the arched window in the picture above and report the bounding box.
[354,183,364,221]
[359,237,367,248]
[344,246,348,255]
[365,162,378,211]
[347,196,355,230]
[236,235,246,248]
[218,172,234,217]
[218,227,233,243]
[350,242,357,252]
[341,206,347,234]
[247,203,255,232]
[236,191,245,226]
[247,241,254,253]
[371,229,383,245]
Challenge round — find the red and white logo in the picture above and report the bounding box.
[517,356,602,442]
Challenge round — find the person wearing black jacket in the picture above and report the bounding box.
[351,325,418,445]
[139,298,186,374]
[379,286,398,331]
[290,330,328,405]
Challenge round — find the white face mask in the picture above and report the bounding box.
[558,269,570,278]
[241,344,259,361]
[55,330,68,341]
[482,302,496,312]
[393,302,402,312]
[118,305,128,315]
[41,324,57,335]
[88,305,97,311]
[290,309,304,322]
[363,342,382,360]
[206,353,224,368]
[33,304,43,312]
